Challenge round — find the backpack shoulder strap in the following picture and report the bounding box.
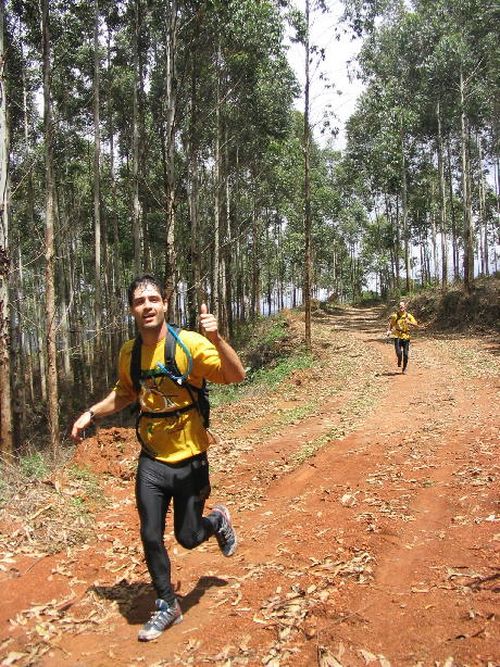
[165,324,193,384]
[165,324,182,377]
[130,335,142,393]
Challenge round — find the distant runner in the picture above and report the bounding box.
[71,274,246,641]
[386,300,419,374]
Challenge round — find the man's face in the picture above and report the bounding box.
[398,301,406,312]
[130,283,167,333]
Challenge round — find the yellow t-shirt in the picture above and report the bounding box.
[113,330,227,463]
[389,311,417,340]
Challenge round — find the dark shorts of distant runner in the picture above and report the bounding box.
[394,338,410,371]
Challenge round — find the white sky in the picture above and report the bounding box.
[285,0,365,150]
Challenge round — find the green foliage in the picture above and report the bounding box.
[250,352,313,387]
[19,452,50,480]
[210,352,313,408]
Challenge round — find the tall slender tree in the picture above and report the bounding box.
[40,0,60,457]
[0,0,13,458]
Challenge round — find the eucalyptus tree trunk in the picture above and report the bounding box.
[55,196,72,385]
[437,101,448,287]
[0,0,13,457]
[303,0,312,350]
[385,194,399,290]
[213,42,222,322]
[494,158,499,274]
[12,243,26,447]
[400,123,410,293]
[477,137,489,275]
[17,37,36,438]
[186,61,202,328]
[106,22,123,363]
[162,0,178,320]
[224,150,233,337]
[429,182,439,283]
[132,0,144,275]
[41,0,60,456]
[250,204,261,318]
[460,66,474,292]
[446,140,460,281]
[93,0,102,350]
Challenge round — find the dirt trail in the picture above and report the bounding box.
[1,307,498,667]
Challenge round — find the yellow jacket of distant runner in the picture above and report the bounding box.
[113,330,226,463]
[389,311,417,340]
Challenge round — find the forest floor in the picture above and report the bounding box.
[1,306,499,667]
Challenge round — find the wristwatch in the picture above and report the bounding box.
[87,409,96,422]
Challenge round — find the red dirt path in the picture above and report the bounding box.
[1,307,498,667]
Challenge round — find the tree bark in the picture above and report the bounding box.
[0,0,13,458]
[400,122,410,293]
[41,0,60,457]
[477,136,489,275]
[303,0,312,350]
[163,0,178,320]
[437,101,448,287]
[213,41,222,322]
[460,66,474,292]
[132,0,143,274]
[93,0,102,360]
[186,57,202,328]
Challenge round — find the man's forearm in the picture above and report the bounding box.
[212,335,246,384]
[89,391,133,419]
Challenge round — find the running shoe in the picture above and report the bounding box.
[138,598,183,641]
[212,504,238,557]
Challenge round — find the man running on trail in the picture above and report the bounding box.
[71,274,246,641]
[386,300,419,374]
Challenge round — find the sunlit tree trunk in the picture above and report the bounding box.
[437,102,448,287]
[303,0,312,350]
[0,0,13,458]
[132,0,144,274]
[41,0,60,457]
[400,123,410,293]
[12,243,25,450]
[93,0,102,354]
[224,140,233,337]
[460,66,474,292]
[163,0,178,320]
[213,41,222,322]
[186,60,202,328]
[477,137,489,275]
[250,202,261,318]
[446,140,460,281]
[106,21,123,364]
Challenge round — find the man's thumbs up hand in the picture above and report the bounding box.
[199,303,218,341]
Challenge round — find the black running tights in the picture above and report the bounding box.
[135,453,218,604]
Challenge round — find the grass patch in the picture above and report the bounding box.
[19,452,50,480]
[210,352,313,408]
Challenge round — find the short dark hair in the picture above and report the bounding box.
[127,274,165,306]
